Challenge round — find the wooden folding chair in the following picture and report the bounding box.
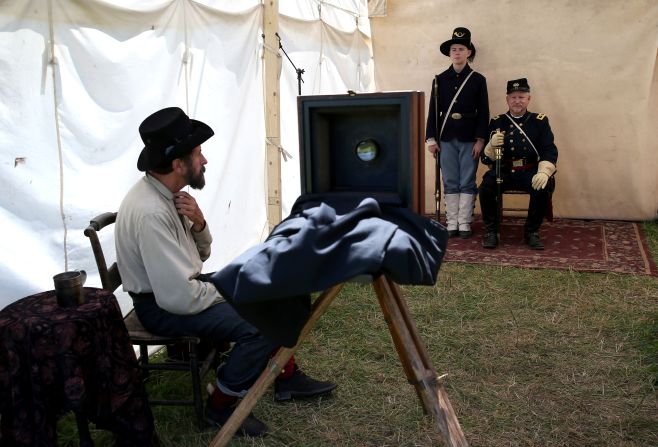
[84,212,219,428]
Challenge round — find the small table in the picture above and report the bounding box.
[0,287,157,446]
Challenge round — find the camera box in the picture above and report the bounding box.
[297,91,426,214]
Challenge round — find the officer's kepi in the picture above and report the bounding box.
[507,78,530,94]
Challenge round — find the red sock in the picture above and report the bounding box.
[279,354,296,379]
[210,388,238,409]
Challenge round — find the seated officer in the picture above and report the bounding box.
[478,78,558,249]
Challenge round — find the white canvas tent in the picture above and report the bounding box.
[0,0,374,309]
[1,0,657,310]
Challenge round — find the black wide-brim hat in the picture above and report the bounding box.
[137,107,214,172]
[440,27,476,58]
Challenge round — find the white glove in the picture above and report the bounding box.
[484,131,504,159]
[490,131,504,147]
[531,160,556,190]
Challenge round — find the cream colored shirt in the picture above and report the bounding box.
[115,174,223,314]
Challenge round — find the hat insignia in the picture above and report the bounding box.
[454,31,465,37]
[513,82,520,88]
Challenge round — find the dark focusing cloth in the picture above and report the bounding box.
[210,195,448,347]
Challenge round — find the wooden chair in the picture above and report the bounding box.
[500,176,555,222]
[84,212,218,428]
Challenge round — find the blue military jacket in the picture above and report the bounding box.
[425,64,489,143]
[481,111,558,168]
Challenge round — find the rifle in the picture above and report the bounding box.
[493,129,504,233]
[433,76,441,222]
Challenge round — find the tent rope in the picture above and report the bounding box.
[47,0,68,271]
[266,138,293,162]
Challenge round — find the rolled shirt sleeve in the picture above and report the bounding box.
[192,221,212,262]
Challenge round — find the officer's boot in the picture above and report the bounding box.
[524,189,549,250]
[479,185,498,248]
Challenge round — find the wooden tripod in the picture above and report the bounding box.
[209,275,468,447]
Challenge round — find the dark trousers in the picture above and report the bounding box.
[134,299,277,396]
[478,169,553,234]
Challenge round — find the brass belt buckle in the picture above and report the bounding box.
[450,112,462,120]
[512,159,523,167]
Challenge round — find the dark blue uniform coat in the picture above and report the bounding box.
[425,64,489,143]
[479,111,559,233]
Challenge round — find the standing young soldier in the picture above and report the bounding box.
[426,27,489,238]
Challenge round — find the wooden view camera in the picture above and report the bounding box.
[297,91,426,214]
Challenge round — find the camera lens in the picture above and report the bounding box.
[355,139,379,163]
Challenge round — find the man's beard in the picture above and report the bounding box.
[187,165,206,190]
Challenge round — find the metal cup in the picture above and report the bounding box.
[53,270,87,307]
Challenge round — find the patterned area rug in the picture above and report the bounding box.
[440,218,658,276]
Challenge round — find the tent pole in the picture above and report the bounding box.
[263,0,282,230]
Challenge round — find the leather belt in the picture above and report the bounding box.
[507,162,538,172]
[129,291,155,304]
[449,112,477,120]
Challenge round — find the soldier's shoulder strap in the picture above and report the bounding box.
[535,113,547,120]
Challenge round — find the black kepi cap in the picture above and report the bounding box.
[507,78,531,94]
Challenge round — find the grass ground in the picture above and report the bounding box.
[59,221,658,446]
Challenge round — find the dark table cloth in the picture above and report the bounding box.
[211,196,448,346]
[0,287,156,446]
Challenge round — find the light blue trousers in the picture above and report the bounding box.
[440,138,479,195]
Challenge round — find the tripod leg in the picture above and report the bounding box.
[209,283,344,447]
[386,277,468,447]
[373,276,469,447]
[435,153,442,223]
